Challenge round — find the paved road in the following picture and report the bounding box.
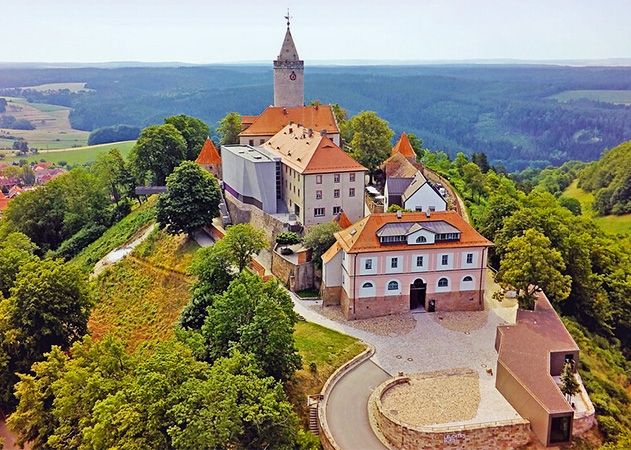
[326,359,390,450]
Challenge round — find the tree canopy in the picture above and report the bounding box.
[348,111,394,180]
[217,112,242,145]
[219,223,267,272]
[156,161,221,236]
[303,222,341,269]
[129,123,187,185]
[165,114,210,160]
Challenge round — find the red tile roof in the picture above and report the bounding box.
[241,115,259,130]
[240,105,339,137]
[335,211,493,254]
[496,291,579,413]
[334,211,353,229]
[195,138,221,166]
[391,133,416,159]
[0,191,9,211]
[382,152,418,178]
[263,124,365,174]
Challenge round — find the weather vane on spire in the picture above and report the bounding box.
[284,8,292,28]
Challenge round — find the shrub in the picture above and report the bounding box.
[55,223,108,260]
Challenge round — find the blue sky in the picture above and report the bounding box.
[4,0,631,63]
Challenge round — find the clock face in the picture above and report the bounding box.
[289,71,297,81]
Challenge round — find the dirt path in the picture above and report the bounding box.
[92,224,156,277]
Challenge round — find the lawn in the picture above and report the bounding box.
[564,180,631,235]
[71,198,157,272]
[551,89,631,105]
[3,141,136,165]
[288,321,366,425]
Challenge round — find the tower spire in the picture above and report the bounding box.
[284,8,292,28]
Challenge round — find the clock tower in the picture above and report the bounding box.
[273,12,304,107]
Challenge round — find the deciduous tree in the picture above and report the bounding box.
[220,223,267,272]
[129,123,187,185]
[157,161,221,236]
[165,115,210,160]
[348,111,393,183]
[303,222,340,269]
[497,228,572,308]
[217,112,242,145]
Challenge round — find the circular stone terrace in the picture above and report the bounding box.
[381,369,480,427]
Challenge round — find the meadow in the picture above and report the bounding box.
[564,180,631,235]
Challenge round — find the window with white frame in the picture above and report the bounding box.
[349,188,356,197]
[359,281,375,297]
[416,255,424,267]
[466,253,474,264]
[316,175,322,184]
[365,259,373,270]
[316,190,322,199]
[438,278,449,287]
[314,207,325,217]
[350,173,356,182]
[391,257,398,269]
[463,276,473,282]
[334,189,340,198]
[416,235,427,243]
[441,255,449,266]
[334,173,340,183]
[333,206,341,215]
[388,280,399,291]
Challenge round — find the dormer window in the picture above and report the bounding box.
[416,236,427,243]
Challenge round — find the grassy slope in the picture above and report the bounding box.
[88,231,199,351]
[288,321,365,425]
[71,198,157,272]
[3,141,136,165]
[564,180,631,235]
[564,318,631,443]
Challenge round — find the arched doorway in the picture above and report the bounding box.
[410,278,427,310]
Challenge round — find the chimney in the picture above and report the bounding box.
[320,129,327,137]
[289,127,293,134]
[308,128,313,137]
[283,108,288,115]
[396,210,402,219]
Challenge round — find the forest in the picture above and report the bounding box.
[1,64,630,170]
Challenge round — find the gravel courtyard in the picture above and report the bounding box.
[382,369,480,427]
[294,280,522,426]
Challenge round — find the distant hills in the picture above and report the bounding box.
[1,64,630,171]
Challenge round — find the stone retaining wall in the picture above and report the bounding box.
[224,191,287,242]
[271,247,314,291]
[318,344,374,450]
[370,376,531,450]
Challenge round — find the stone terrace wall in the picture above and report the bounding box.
[370,377,531,450]
[224,191,286,242]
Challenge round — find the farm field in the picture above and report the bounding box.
[564,180,631,235]
[551,89,631,105]
[20,82,91,92]
[1,140,135,164]
[0,96,89,150]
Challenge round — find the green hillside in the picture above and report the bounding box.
[564,181,631,235]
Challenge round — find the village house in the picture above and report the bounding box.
[321,210,492,320]
[382,134,446,212]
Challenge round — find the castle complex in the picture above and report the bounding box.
[199,16,595,449]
